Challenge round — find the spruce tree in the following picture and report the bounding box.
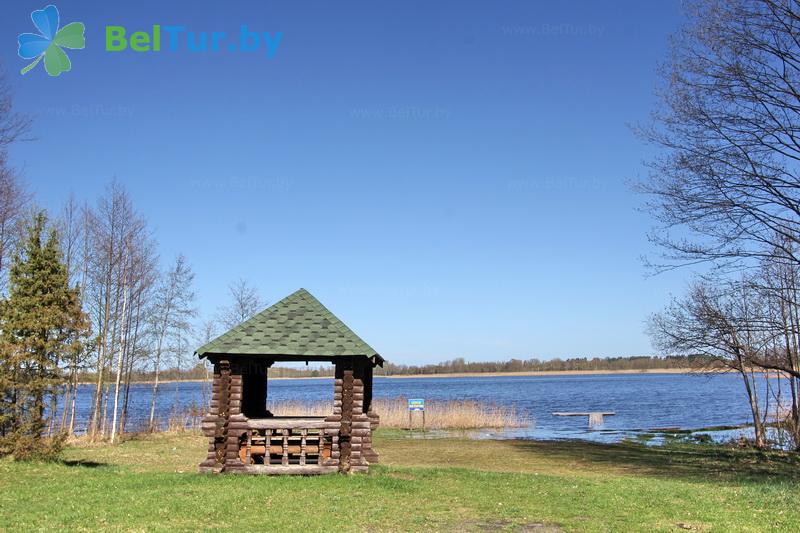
[0,212,88,459]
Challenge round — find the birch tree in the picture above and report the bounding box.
[105,199,156,442]
[217,278,264,329]
[147,255,195,431]
[54,195,89,433]
[85,183,147,439]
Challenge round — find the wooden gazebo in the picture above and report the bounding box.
[196,288,383,475]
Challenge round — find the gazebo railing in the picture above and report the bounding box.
[235,417,340,474]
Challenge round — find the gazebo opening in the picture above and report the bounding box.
[241,363,269,419]
[196,288,383,474]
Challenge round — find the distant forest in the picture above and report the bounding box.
[79,354,714,382]
[376,355,715,375]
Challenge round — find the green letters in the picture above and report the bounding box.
[130,31,150,52]
[105,25,162,52]
[105,26,127,51]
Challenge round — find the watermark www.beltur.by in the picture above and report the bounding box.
[35,103,135,118]
[349,106,451,120]
[501,23,605,38]
[507,176,606,192]
[188,176,292,192]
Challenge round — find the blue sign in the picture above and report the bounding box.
[408,398,425,411]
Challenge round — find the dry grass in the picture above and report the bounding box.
[166,411,198,432]
[268,397,527,429]
[67,399,525,443]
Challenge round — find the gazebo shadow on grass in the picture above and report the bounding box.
[507,439,800,483]
[59,459,107,468]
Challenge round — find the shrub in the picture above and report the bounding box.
[11,432,67,462]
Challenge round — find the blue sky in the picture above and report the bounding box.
[1,1,690,364]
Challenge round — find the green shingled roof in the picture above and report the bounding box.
[196,288,380,359]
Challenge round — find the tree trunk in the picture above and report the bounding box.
[110,271,129,444]
[148,353,162,432]
[739,364,767,448]
[68,368,78,435]
[60,373,72,432]
[120,355,134,434]
[89,337,106,439]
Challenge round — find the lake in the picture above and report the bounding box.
[62,372,786,443]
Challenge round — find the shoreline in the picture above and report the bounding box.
[83,367,713,385]
[378,367,704,379]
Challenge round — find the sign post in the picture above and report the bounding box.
[407,398,425,432]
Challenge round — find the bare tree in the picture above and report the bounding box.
[0,68,32,294]
[108,230,157,442]
[639,0,800,272]
[749,247,800,445]
[146,255,195,431]
[198,319,217,347]
[119,280,151,434]
[196,319,217,408]
[56,194,85,286]
[54,195,89,433]
[640,0,800,448]
[0,69,31,156]
[109,250,131,444]
[217,278,264,329]
[650,278,772,447]
[85,182,148,439]
[0,172,30,294]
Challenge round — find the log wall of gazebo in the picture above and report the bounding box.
[198,355,379,475]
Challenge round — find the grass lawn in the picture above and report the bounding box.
[1,431,799,532]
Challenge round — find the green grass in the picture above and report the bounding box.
[1,431,799,532]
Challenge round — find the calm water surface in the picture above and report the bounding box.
[63,372,785,443]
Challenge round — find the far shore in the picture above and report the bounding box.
[82,367,721,385]
[378,367,705,379]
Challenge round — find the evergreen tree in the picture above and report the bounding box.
[0,212,88,459]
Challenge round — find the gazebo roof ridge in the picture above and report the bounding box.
[195,287,381,361]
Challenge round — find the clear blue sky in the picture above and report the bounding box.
[1,1,691,364]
